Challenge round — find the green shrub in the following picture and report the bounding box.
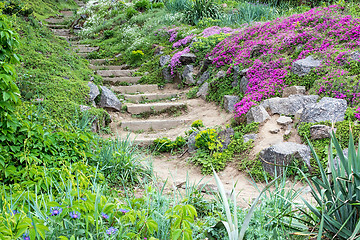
[152,2,164,8]
[103,29,114,39]
[195,128,221,151]
[126,6,138,19]
[152,136,186,153]
[186,86,199,99]
[134,0,151,12]
[191,120,204,129]
[183,0,220,25]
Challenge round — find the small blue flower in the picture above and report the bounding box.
[118,208,129,214]
[11,210,19,215]
[101,212,109,219]
[50,207,62,216]
[80,197,87,201]
[22,233,30,240]
[69,211,81,219]
[106,227,118,235]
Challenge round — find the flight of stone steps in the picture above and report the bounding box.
[45,2,232,146]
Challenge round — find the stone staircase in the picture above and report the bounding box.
[45,2,232,146]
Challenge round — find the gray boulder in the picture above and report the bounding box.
[246,105,270,124]
[196,82,209,100]
[162,68,172,82]
[239,76,249,93]
[180,53,196,64]
[261,95,319,115]
[215,70,226,79]
[300,97,347,123]
[232,67,249,91]
[218,128,234,151]
[197,70,210,85]
[292,56,322,76]
[199,56,213,74]
[260,142,311,176]
[223,95,239,112]
[160,55,171,67]
[277,116,293,126]
[349,51,360,62]
[88,82,100,102]
[182,65,195,85]
[98,86,122,111]
[187,131,198,152]
[243,134,257,143]
[282,86,306,98]
[310,125,333,140]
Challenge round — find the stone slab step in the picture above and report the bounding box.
[121,119,191,131]
[73,45,99,53]
[45,18,65,24]
[89,59,115,65]
[97,69,134,77]
[124,93,178,102]
[46,24,67,29]
[103,77,141,85]
[112,84,158,94]
[126,102,186,115]
[77,52,88,57]
[60,11,74,18]
[90,64,127,70]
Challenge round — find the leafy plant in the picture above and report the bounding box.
[183,0,220,25]
[134,0,151,12]
[300,131,360,239]
[152,136,186,153]
[126,6,138,19]
[195,128,221,151]
[166,204,197,240]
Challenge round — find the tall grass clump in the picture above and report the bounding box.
[300,131,360,238]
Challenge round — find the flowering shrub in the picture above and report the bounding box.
[195,128,222,151]
[355,107,360,121]
[207,5,360,117]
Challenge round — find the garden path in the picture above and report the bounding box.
[45,3,312,207]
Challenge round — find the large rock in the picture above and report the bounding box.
[215,70,226,79]
[243,134,257,143]
[217,128,234,151]
[239,76,249,93]
[300,97,347,123]
[260,142,311,176]
[180,53,196,64]
[232,67,248,92]
[197,70,210,85]
[182,65,195,85]
[246,105,270,124]
[196,82,209,100]
[88,82,100,102]
[223,95,239,112]
[310,125,333,140]
[261,95,319,115]
[160,55,170,67]
[98,86,122,111]
[292,56,321,76]
[282,86,306,98]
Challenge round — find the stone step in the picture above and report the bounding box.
[126,102,186,115]
[124,93,178,103]
[97,69,134,77]
[89,59,115,65]
[51,29,72,36]
[45,18,65,24]
[60,11,74,18]
[46,24,67,29]
[89,64,127,70]
[72,45,99,53]
[77,52,88,57]
[121,119,191,131]
[103,77,141,85]
[112,84,159,94]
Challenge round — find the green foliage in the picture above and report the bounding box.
[103,29,114,39]
[191,120,204,129]
[129,50,145,65]
[186,86,199,99]
[207,74,242,104]
[284,70,320,90]
[195,128,221,151]
[152,136,186,153]
[152,2,165,9]
[2,0,34,17]
[183,0,220,25]
[166,204,197,240]
[190,33,229,58]
[134,0,151,12]
[126,6,138,19]
[299,132,360,239]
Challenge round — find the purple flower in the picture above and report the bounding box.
[79,197,87,201]
[23,233,30,240]
[11,210,19,215]
[69,211,81,219]
[118,208,129,214]
[355,107,360,121]
[106,227,118,235]
[101,212,109,219]
[50,207,62,216]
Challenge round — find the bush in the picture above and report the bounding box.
[183,0,220,25]
[152,136,186,153]
[195,128,221,151]
[126,6,138,19]
[134,0,151,12]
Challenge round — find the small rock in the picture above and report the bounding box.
[310,125,333,140]
[160,55,171,67]
[162,67,172,82]
[197,70,210,85]
[243,134,257,143]
[284,130,291,136]
[349,51,360,62]
[187,131,198,152]
[260,142,311,176]
[269,128,280,134]
[223,95,239,112]
[292,55,322,76]
[98,86,122,111]
[294,108,303,124]
[232,67,248,91]
[88,82,100,102]
[300,97,347,123]
[246,105,270,124]
[79,105,91,112]
[199,56,213,74]
[239,76,249,93]
[196,82,209,100]
[215,70,226,79]
[182,65,195,85]
[282,86,306,98]
[277,116,293,126]
[198,183,217,193]
[179,53,196,64]
[217,128,234,151]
